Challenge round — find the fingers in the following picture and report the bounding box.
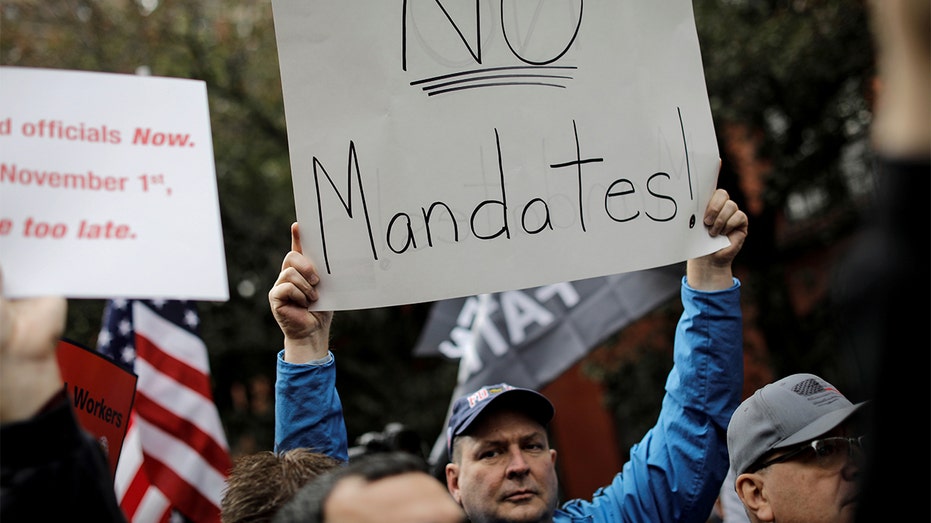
[703,189,726,226]
[697,188,749,266]
[271,225,322,313]
[720,210,749,255]
[270,274,311,309]
[712,199,740,236]
[724,206,749,238]
[271,223,335,359]
[279,249,319,283]
[703,189,730,234]
[272,263,319,306]
[269,226,333,358]
[704,189,748,236]
[279,225,320,289]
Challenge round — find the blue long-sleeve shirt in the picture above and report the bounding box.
[556,277,743,522]
[274,351,349,462]
[275,277,743,522]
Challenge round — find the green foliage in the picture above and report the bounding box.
[698,0,873,389]
[696,0,874,207]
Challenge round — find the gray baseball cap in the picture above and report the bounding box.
[727,373,867,474]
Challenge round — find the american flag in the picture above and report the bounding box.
[97,299,232,523]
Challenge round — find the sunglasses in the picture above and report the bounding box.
[749,435,867,473]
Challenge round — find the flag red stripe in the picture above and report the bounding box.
[142,452,222,523]
[118,465,150,519]
[135,335,213,400]
[133,392,232,472]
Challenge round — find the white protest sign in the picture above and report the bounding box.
[272,0,726,311]
[0,67,229,301]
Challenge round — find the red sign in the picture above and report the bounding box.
[56,338,137,480]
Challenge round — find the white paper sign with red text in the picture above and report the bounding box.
[0,67,228,301]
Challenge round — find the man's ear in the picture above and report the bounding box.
[735,472,774,522]
[445,462,462,503]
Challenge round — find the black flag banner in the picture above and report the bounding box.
[414,264,684,464]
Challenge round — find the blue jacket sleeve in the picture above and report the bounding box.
[274,350,350,462]
[557,277,743,523]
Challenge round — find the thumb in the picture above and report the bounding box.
[290,221,302,254]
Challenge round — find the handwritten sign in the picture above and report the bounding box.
[272,1,725,310]
[0,67,228,300]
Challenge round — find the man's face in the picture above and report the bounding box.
[736,428,865,523]
[445,407,559,523]
[325,471,466,523]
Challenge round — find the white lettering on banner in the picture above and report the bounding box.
[439,295,505,356]
[534,282,581,308]
[456,340,481,385]
[440,295,504,383]
[438,282,582,382]
[501,291,554,346]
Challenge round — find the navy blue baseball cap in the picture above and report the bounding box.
[446,383,554,455]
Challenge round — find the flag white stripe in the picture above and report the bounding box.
[114,418,172,523]
[136,415,228,505]
[133,302,211,373]
[134,487,171,523]
[134,357,228,446]
[114,421,144,501]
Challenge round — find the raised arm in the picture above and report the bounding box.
[270,223,348,460]
[0,267,126,522]
[560,188,747,523]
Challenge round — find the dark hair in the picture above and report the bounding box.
[271,451,429,523]
[221,448,343,523]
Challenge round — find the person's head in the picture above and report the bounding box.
[272,450,465,523]
[727,373,869,523]
[444,383,558,523]
[221,448,343,523]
